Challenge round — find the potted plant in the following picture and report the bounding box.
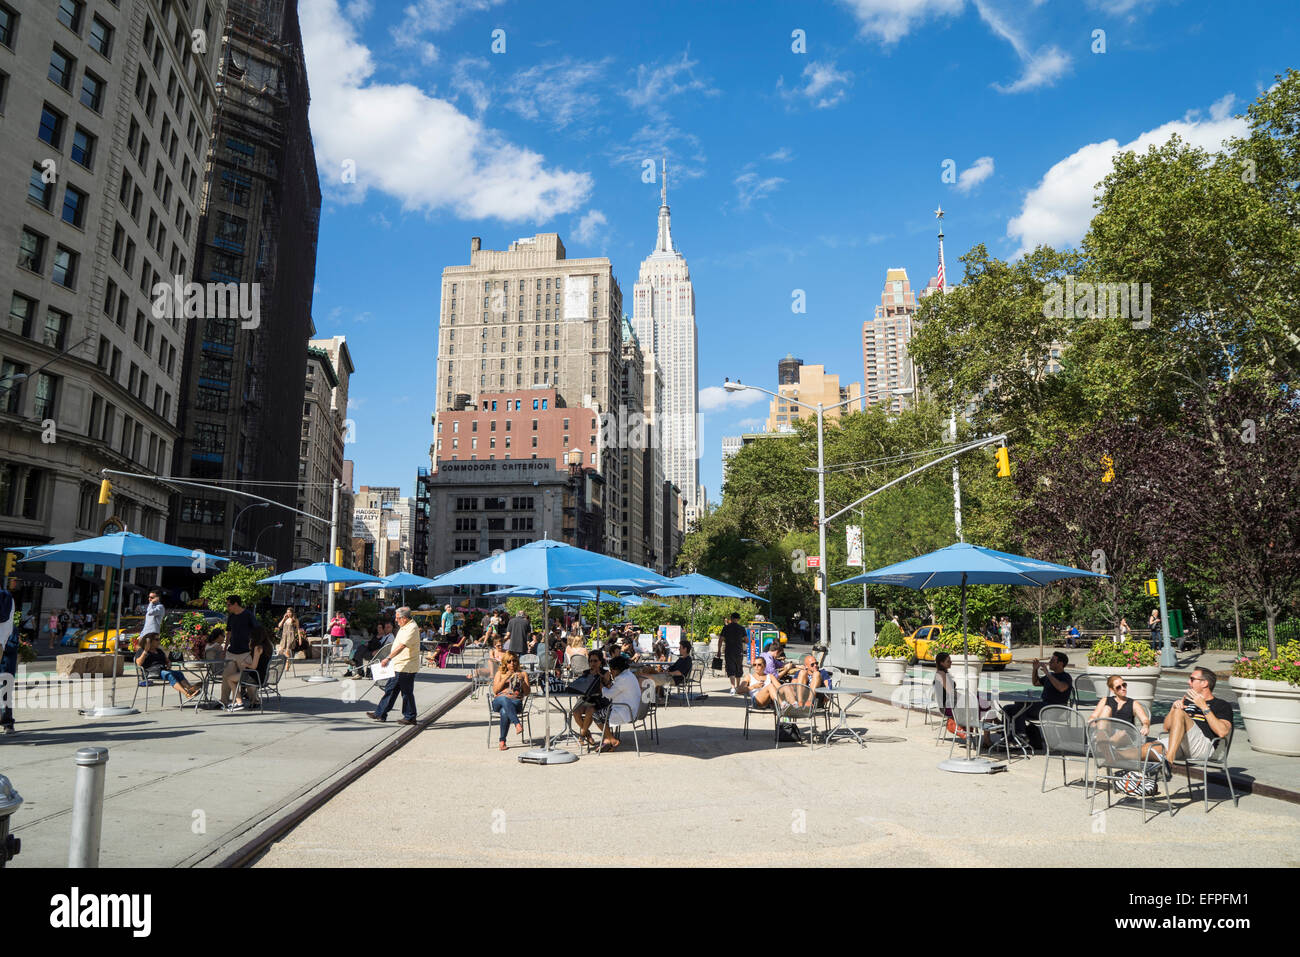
[17,639,37,665]
[871,621,910,685]
[1229,640,1300,756]
[687,630,711,660]
[930,630,990,686]
[161,612,208,662]
[1085,638,1161,711]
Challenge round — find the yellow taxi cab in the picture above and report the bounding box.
[906,623,1011,669]
[748,618,788,644]
[78,617,143,658]
[411,608,464,632]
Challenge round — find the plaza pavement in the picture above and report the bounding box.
[1,659,472,867]
[253,667,1300,869]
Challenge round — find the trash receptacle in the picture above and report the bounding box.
[0,774,21,867]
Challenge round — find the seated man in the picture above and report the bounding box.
[1003,652,1072,747]
[761,640,795,682]
[791,654,829,700]
[135,636,201,700]
[1145,667,1233,770]
[578,654,642,752]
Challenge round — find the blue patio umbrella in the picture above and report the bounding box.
[261,563,379,682]
[20,532,228,714]
[428,540,673,764]
[647,572,769,649]
[342,571,437,605]
[833,542,1106,773]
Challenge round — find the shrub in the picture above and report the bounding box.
[1232,640,1300,687]
[930,630,991,661]
[1088,637,1158,668]
[872,621,909,658]
[161,611,208,659]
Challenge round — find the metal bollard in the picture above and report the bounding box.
[68,746,109,868]
[0,774,21,867]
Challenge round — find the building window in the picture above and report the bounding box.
[28,166,54,209]
[18,228,45,273]
[71,126,95,168]
[49,47,75,89]
[0,360,26,413]
[57,0,82,32]
[42,308,68,349]
[61,184,87,227]
[88,15,112,57]
[0,5,16,48]
[51,246,77,287]
[32,373,58,419]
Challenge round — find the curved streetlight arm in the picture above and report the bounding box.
[723,380,861,415]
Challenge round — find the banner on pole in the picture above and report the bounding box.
[846,525,863,567]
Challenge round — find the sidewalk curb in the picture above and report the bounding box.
[204,682,473,868]
[861,691,1300,809]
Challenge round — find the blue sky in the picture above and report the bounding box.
[299,0,1298,506]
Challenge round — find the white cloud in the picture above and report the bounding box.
[765,147,794,162]
[735,417,764,430]
[837,0,965,44]
[371,212,392,229]
[1007,106,1248,257]
[505,58,612,130]
[973,1,1071,92]
[734,170,786,210]
[699,386,767,413]
[418,42,439,65]
[623,51,718,113]
[300,0,591,221]
[778,61,852,110]
[573,209,607,244]
[449,57,491,114]
[391,0,506,48]
[954,156,994,193]
[606,121,708,183]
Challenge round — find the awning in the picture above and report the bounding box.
[10,570,62,587]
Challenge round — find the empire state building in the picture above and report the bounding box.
[631,161,700,525]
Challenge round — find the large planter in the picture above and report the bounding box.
[691,642,711,660]
[875,658,908,686]
[1229,677,1300,756]
[1081,666,1160,712]
[951,655,984,689]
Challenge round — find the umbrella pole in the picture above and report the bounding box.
[937,571,1004,774]
[519,589,576,765]
[86,554,139,717]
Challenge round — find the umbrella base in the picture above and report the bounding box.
[303,675,337,684]
[518,747,579,765]
[938,756,1007,774]
[80,706,139,718]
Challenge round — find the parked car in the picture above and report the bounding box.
[78,617,144,658]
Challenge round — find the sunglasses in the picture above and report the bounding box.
[1114,682,1127,689]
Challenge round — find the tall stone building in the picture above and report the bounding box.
[293,336,350,568]
[432,232,628,555]
[630,161,699,525]
[1,0,227,616]
[169,0,320,568]
[862,268,919,414]
[765,364,861,431]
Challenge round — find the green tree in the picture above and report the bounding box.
[199,561,270,611]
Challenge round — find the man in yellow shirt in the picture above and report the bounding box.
[367,606,420,725]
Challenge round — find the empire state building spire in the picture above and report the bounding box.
[656,157,674,253]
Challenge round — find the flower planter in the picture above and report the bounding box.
[1082,666,1160,711]
[1229,677,1300,756]
[951,655,984,688]
[691,642,711,661]
[875,657,908,686]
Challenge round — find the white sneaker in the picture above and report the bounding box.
[728,688,738,696]
[227,702,244,712]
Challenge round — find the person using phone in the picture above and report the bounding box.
[1146,668,1232,768]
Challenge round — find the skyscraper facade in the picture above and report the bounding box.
[170,0,320,568]
[1,0,227,616]
[862,268,919,414]
[630,162,699,527]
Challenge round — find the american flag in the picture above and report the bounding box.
[937,254,945,292]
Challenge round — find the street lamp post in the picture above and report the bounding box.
[724,379,861,653]
[253,521,283,558]
[228,501,270,556]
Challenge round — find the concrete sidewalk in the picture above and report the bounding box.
[1,662,472,867]
[254,670,1300,868]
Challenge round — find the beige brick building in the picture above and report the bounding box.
[764,363,862,431]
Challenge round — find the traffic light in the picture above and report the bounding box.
[1101,454,1115,483]
[98,478,113,504]
[3,552,16,578]
[994,446,1011,478]
[1145,578,1159,596]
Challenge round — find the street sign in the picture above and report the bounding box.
[806,556,821,568]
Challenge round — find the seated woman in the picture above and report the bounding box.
[135,636,201,700]
[430,625,459,669]
[467,636,504,683]
[740,656,779,709]
[1089,674,1151,736]
[201,627,226,661]
[236,627,276,710]
[933,652,1000,747]
[490,652,530,751]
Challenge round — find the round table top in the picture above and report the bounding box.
[998,690,1041,702]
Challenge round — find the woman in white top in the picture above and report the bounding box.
[740,657,779,708]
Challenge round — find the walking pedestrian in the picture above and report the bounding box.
[368,606,420,725]
[440,603,455,636]
[505,607,531,655]
[1,581,18,733]
[719,612,747,695]
[1148,608,1161,650]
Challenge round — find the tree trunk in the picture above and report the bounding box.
[1265,599,1278,658]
